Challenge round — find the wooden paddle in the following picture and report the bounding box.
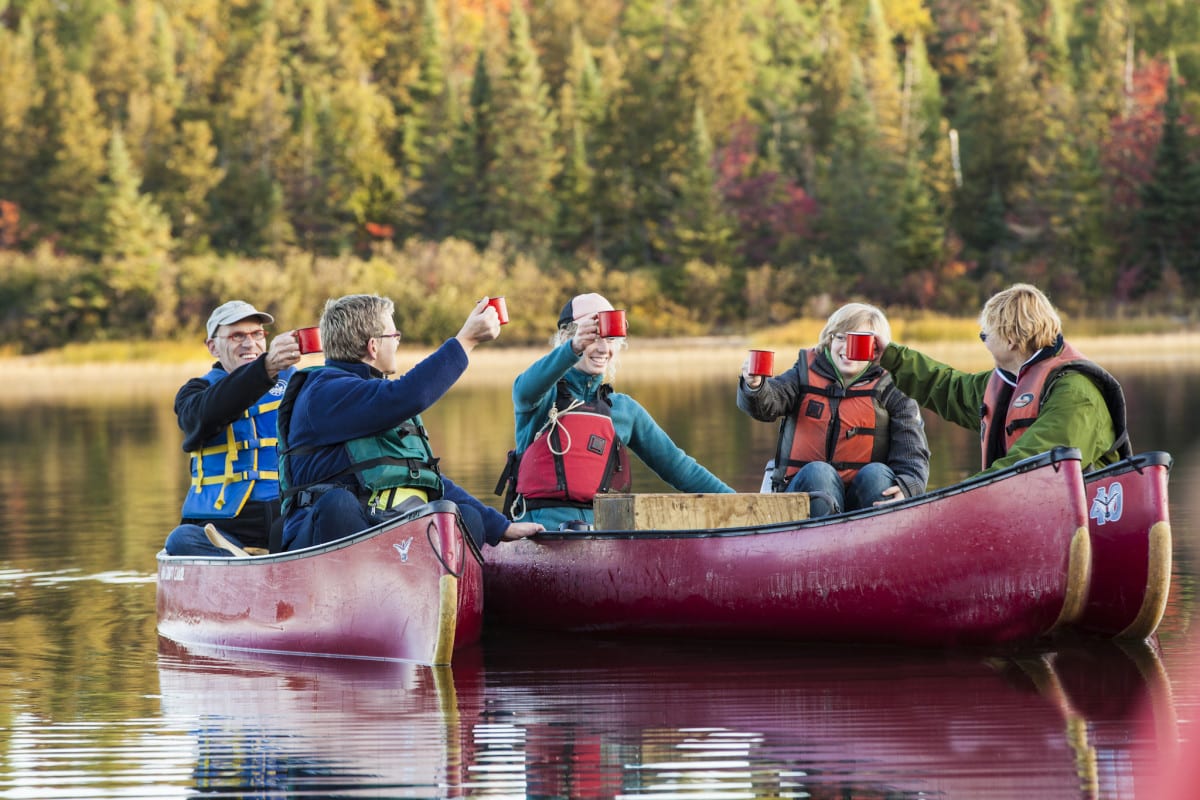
[204,524,251,557]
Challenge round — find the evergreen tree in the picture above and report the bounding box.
[34,31,109,253]
[812,56,895,292]
[1080,0,1131,130]
[951,0,1042,271]
[0,19,42,220]
[277,86,333,252]
[555,27,601,253]
[1136,77,1200,294]
[683,0,754,141]
[325,19,403,247]
[88,127,172,259]
[808,0,855,154]
[89,11,139,123]
[486,1,560,243]
[442,52,495,247]
[529,0,584,95]
[894,156,947,298]
[157,120,225,254]
[904,31,954,195]
[743,0,820,183]
[860,0,905,160]
[210,18,295,255]
[663,104,737,284]
[597,0,690,268]
[405,0,458,240]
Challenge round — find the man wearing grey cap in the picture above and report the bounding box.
[162,300,303,556]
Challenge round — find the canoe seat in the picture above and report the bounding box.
[594,492,810,531]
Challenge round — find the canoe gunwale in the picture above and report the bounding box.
[155,499,481,569]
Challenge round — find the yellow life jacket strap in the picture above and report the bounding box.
[189,470,280,488]
[368,486,429,511]
[191,437,278,459]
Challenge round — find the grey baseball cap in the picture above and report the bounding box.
[206,300,274,339]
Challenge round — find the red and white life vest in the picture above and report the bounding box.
[503,382,632,515]
[980,340,1131,470]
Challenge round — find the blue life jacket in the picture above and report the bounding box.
[181,367,293,519]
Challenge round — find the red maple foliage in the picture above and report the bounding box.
[1102,58,1195,215]
[714,122,819,265]
[364,221,395,239]
[0,200,21,249]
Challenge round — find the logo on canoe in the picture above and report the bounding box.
[1089,482,1123,526]
[393,537,413,562]
[1012,392,1035,408]
[160,565,186,581]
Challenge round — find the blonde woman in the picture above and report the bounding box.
[738,302,930,516]
[875,283,1130,473]
[502,293,733,531]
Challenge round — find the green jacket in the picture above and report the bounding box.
[879,342,1119,474]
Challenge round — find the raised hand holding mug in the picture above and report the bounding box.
[596,309,627,338]
[295,326,322,354]
[486,296,509,325]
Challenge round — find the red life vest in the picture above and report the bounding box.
[770,348,890,491]
[509,382,632,513]
[980,339,1131,470]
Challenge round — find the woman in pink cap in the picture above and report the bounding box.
[497,293,733,531]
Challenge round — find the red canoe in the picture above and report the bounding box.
[1078,451,1173,639]
[484,448,1093,647]
[156,500,483,665]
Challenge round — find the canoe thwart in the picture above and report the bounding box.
[594,492,810,531]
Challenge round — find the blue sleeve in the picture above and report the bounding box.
[441,476,510,545]
[615,395,734,493]
[302,339,469,445]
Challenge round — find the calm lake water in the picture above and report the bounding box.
[2,350,1199,799]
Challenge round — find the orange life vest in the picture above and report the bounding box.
[770,348,890,491]
[980,339,1131,470]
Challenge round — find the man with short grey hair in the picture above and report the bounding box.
[276,293,542,551]
[162,300,303,556]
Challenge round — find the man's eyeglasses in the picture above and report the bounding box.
[978,332,988,342]
[375,332,402,344]
[219,329,267,345]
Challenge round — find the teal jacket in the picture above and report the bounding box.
[880,341,1119,474]
[512,341,733,529]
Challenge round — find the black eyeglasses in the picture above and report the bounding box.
[978,332,988,342]
[219,329,267,345]
[374,332,402,343]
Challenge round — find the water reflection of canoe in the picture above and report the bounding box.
[156,500,482,665]
[476,633,1173,800]
[485,448,1093,647]
[156,639,471,797]
[157,633,1173,799]
[1079,451,1173,639]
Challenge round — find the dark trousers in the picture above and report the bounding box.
[290,488,486,550]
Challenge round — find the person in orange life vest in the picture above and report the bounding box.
[503,293,733,531]
[872,283,1129,474]
[163,300,303,556]
[737,303,930,517]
